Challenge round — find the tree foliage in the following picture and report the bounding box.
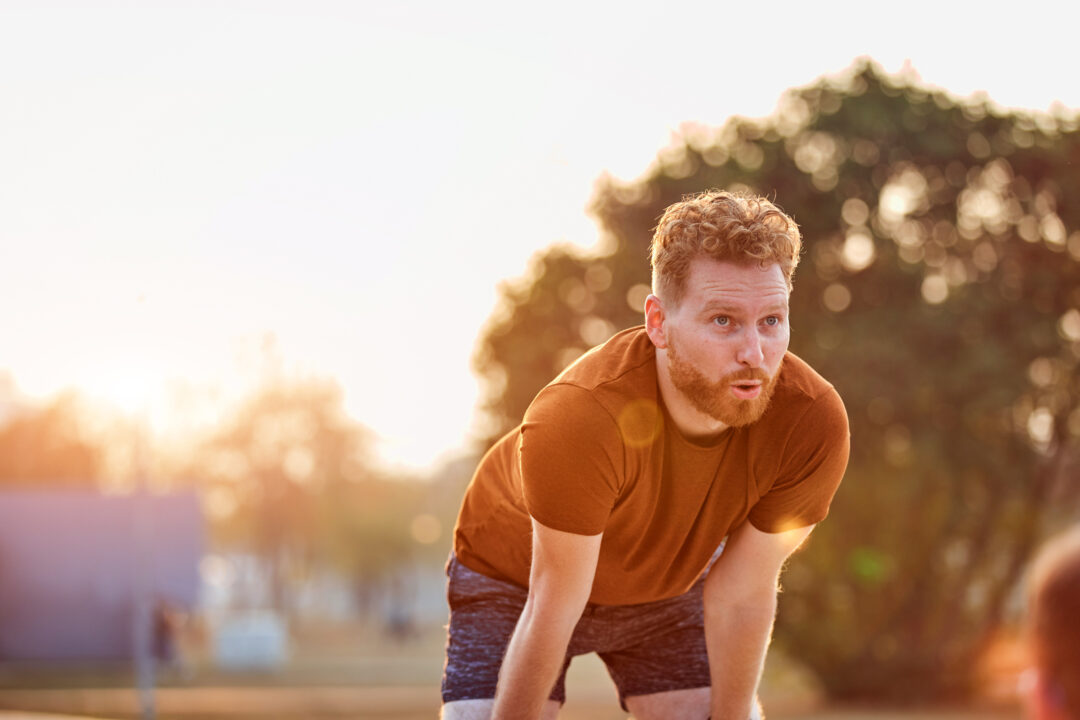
[192,377,463,616]
[195,378,380,612]
[473,60,1080,700]
[0,393,102,486]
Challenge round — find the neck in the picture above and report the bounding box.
[655,348,729,441]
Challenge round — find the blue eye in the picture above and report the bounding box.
[764,316,779,326]
[713,316,730,326]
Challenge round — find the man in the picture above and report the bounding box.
[443,190,850,720]
[1024,525,1080,720]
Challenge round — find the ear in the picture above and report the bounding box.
[644,294,668,349]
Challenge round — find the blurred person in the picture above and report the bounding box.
[1024,524,1080,720]
[152,597,181,666]
[442,190,850,720]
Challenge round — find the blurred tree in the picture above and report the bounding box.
[0,393,102,486]
[197,378,381,614]
[473,59,1080,700]
[317,469,460,616]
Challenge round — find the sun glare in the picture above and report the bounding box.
[81,367,161,417]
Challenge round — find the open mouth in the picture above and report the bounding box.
[730,381,762,400]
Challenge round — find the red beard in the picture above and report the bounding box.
[666,338,781,427]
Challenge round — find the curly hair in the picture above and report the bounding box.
[649,190,802,305]
[1027,525,1080,718]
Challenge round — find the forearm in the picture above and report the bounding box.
[492,599,576,719]
[704,594,777,720]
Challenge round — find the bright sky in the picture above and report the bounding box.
[2,1,1078,472]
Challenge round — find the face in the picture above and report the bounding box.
[655,258,790,428]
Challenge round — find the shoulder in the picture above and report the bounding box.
[751,352,849,456]
[746,353,851,531]
[517,337,647,533]
[774,352,839,402]
[528,325,660,423]
[521,325,660,463]
[551,325,656,393]
[768,352,847,425]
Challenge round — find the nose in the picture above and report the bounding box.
[735,327,765,367]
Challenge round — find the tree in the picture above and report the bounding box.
[472,59,1080,700]
[0,393,103,486]
[189,373,464,621]
[196,378,378,613]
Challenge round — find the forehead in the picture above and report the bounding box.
[680,257,789,310]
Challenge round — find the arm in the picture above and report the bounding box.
[492,517,602,720]
[704,520,814,720]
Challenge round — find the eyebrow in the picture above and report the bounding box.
[701,301,789,315]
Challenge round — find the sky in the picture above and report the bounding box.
[2,0,1079,473]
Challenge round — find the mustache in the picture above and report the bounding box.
[722,368,772,383]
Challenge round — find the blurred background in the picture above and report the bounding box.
[2,2,1079,719]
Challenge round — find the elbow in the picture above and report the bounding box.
[703,594,778,636]
[703,580,779,619]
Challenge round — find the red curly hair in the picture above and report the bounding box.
[650,190,802,305]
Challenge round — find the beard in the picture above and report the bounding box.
[666,335,781,428]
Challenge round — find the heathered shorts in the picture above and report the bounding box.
[441,553,712,710]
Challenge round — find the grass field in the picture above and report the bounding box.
[0,619,1024,720]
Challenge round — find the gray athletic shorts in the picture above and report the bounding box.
[441,553,711,710]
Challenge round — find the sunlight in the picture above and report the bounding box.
[3,5,1080,718]
[82,368,159,417]
[2,0,1078,477]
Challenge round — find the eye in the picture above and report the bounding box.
[763,316,780,326]
[713,316,730,327]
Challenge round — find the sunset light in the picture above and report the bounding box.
[4,3,1079,470]
[2,2,1079,719]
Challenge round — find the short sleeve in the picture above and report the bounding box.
[748,387,850,533]
[518,384,622,535]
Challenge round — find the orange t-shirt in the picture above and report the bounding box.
[453,326,850,605]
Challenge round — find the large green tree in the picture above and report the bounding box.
[473,60,1080,700]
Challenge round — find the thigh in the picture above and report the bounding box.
[441,555,573,706]
[595,579,712,709]
[442,556,528,704]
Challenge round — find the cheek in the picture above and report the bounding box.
[764,331,789,361]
